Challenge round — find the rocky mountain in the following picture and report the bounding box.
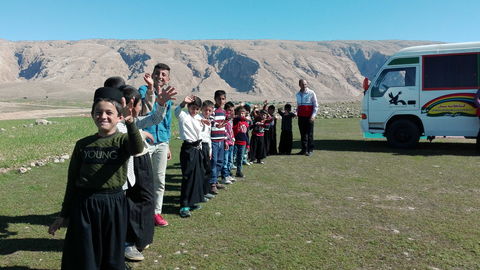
[0,39,435,103]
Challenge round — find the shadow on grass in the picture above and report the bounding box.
[165,171,182,192]
[161,195,181,215]
[305,139,478,156]
[167,162,182,170]
[0,213,64,254]
[0,267,52,270]
[0,238,63,255]
[162,165,182,214]
[165,163,182,191]
[0,213,57,238]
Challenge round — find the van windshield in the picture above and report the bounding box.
[371,67,416,97]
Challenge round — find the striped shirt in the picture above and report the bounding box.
[252,120,266,137]
[211,106,227,142]
[225,119,234,146]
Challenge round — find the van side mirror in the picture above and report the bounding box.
[363,77,370,92]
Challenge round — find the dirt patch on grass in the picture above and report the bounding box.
[0,102,89,120]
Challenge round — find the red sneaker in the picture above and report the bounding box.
[154,214,169,227]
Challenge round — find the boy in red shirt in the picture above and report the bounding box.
[233,106,249,177]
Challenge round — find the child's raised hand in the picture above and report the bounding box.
[48,217,65,236]
[184,95,195,104]
[156,85,177,106]
[143,73,154,87]
[121,97,135,123]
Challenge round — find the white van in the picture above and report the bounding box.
[360,42,480,148]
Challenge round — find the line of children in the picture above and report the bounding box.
[172,97,297,220]
[48,79,296,268]
[173,91,262,218]
[249,101,296,158]
[173,91,229,218]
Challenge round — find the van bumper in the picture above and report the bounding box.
[360,119,369,133]
[361,118,386,136]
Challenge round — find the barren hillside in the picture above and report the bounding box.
[0,39,435,103]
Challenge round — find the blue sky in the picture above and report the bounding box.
[0,0,477,42]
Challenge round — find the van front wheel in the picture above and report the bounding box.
[386,119,420,149]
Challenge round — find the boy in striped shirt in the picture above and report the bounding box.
[209,90,228,194]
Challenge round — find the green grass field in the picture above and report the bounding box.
[0,117,479,269]
[0,117,96,169]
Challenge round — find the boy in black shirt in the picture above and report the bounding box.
[49,87,143,270]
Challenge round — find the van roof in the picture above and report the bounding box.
[396,42,480,57]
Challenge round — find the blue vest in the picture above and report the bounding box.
[138,85,172,144]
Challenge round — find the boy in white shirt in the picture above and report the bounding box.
[197,100,215,201]
[175,95,205,218]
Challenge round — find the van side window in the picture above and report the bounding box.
[423,53,478,90]
[371,67,416,97]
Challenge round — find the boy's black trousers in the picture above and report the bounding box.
[126,154,155,249]
[180,141,204,208]
[201,142,211,195]
[278,130,293,154]
[62,189,127,270]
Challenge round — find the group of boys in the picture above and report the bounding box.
[174,91,302,218]
[48,63,180,267]
[48,61,308,268]
[174,90,250,218]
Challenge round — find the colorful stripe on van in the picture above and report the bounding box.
[421,93,476,117]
